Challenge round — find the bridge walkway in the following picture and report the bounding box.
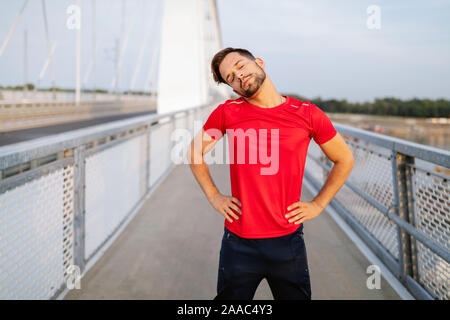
[64,163,400,300]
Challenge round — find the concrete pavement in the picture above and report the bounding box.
[64,163,400,300]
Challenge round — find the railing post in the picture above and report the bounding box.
[146,124,152,191]
[73,145,86,274]
[392,151,416,281]
[169,115,174,167]
[404,157,419,281]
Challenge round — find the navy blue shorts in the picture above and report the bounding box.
[214,225,311,300]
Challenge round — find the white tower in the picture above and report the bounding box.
[157,0,228,114]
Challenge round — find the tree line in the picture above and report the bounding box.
[0,84,155,96]
[1,85,449,118]
[285,94,450,118]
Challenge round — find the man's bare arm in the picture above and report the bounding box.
[187,129,220,201]
[187,129,241,223]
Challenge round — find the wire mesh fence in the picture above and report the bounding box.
[0,101,214,299]
[305,124,449,300]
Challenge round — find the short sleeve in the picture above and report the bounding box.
[310,103,337,145]
[202,104,226,140]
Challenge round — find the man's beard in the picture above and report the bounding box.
[239,64,266,98]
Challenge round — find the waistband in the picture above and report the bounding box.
[224,224,303,240]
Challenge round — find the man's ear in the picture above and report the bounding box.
[255,57,265,69]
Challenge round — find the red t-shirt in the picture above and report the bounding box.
[202,95,337,238]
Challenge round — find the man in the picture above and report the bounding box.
[188,47,354,300]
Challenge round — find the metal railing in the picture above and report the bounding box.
[0,98,157,133]
[0,99,216,299]
[1,104,448,300]
[304,123,450,300]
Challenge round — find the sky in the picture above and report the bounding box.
[217,0,450,102]
[0,0,449,102]
[0,0,164,94]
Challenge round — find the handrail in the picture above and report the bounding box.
[0,100,212,170]
[336,123,450,168]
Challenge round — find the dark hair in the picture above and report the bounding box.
[211,47,256,85]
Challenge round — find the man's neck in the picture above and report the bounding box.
[243,77,285,108]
